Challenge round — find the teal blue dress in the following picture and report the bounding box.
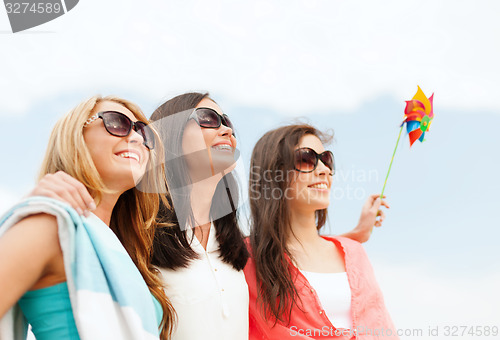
[18,282,79,340]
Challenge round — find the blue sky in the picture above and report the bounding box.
[1,0,499,337]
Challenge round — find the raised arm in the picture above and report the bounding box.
[340,194,390,243]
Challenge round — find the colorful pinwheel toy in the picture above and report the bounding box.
[380,86,434,197]
[403,86,434,147]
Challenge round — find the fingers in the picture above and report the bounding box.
[367,194,388,228]
[367,194,390,210]
[358,194,390,236]
[56,172,96,211]
[32,171,95,216]
[368,198,383,216]
[38,177,86,215]
[379,199,390,209]
[364,194,382,210]
[375,209,386,227]
[376,194,390,209]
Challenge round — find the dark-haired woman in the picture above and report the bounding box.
[148,93,250,340]
[244,124,397,339]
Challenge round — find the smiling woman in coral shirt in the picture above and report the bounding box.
[244,124,398,340]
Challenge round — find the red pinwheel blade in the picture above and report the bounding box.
[408,129,422,147]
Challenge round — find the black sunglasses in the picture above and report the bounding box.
[294,147,335,175]
[189,107,235,137]
[84,111,155,150]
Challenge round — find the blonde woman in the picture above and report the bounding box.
[0,96,174,339]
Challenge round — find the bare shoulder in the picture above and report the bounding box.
[12,213,58,232]
[2,213,60,251]
[16,213,58,225]
[0,213,64,278]
[0,213,64,317]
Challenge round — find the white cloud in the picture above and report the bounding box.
[0,0,499,117]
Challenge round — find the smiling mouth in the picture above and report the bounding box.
[211,144,233,152]
[116,152,140,163]
[308,183,329,190]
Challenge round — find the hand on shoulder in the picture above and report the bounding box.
[28,171,96,216]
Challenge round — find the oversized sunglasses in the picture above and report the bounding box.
[84,111,155,150]
[189,107,235,137]
[294,147,335,175]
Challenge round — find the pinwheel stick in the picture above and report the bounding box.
[380,125,404,198]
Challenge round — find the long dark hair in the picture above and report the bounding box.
[249,124,332,324]
[150,92,249,271]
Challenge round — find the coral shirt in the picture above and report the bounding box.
[243,236,399,340]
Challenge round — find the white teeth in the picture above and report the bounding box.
[117,152,139,162]
[309,183,328,189]
[212,144,232,151]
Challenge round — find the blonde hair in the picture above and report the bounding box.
[38,95,175,339]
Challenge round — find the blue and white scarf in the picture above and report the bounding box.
[0,197,161,340]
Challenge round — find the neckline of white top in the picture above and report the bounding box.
[300,270,347,275]
[185,222,219,254]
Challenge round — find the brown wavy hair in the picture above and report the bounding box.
[38,95,175,339]
[249,124,333,325]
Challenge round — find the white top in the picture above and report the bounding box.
[159,223,249,340]
[300,270,353,329]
